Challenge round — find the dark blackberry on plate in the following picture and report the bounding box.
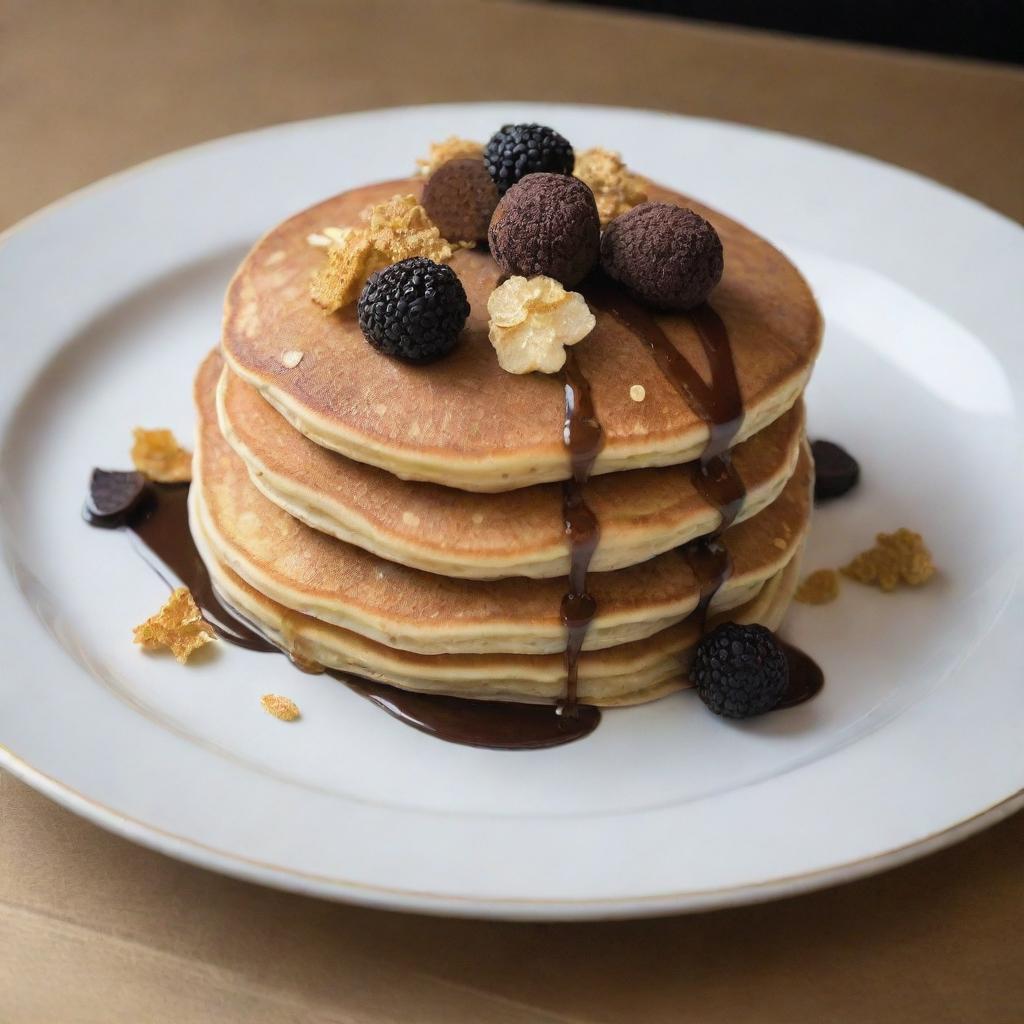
[357,257,470,364]
[692,622,789,719]
[484,123,574,194]
[811,440,860,501]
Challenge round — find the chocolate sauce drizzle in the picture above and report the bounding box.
[85,479,598,749]
[86,482,275,651]
[559,348,605,713]
[582,277,823,708]
[777,640,825,708]
[582,279,746,628]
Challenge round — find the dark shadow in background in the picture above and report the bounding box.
[565,1,1024,64]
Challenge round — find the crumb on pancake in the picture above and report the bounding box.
[629,384,646,402]
[415,136,484,176]
[260,693,301,721]
[310,195,462,313]
[842,529,936,592]
[133,587,215,663]
[307,226,353,249]
[795,569,840,605]
[487,275,595,374]
[281,350,304,368]
[573,147,647,226]
[131,427,192,483]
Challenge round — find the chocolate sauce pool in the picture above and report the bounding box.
[776,641,825,708]
[85,479,598,749]
[105,483,275,651]
[334,675,599,750]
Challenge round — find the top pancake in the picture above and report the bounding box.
[222,177,822,492]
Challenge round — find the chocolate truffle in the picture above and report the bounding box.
[422,158,499,244]
[600,203,724,310]
[487,173,600,288]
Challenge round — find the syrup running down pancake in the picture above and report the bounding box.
[218,363,806,580]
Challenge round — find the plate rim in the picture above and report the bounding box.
[3,744,1020,919]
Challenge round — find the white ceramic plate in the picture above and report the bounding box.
[1,104,1022,920]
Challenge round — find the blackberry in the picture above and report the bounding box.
[811,440,860,502]
[484,123,574,194]
[692,623,789,719]
[357,258,469,364]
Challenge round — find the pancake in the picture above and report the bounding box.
[219,364,805,580]
[195,351,812,656]
[221,177,822,492]
[191,491,804,705]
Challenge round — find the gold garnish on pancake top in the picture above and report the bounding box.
[260,694,301,721]
[487,275,596,374]
[573,148,648,226]
[795,568,840,604]
[133,587,216,663]
[415,136,484,176]
[131,427,192,483]
[310,195,462,313]
[842,529,936,592]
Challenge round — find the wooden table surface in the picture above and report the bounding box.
[2,2,1022,1021]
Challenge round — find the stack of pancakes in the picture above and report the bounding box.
[190,177,822,706]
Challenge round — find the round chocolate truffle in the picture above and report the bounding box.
[487,173,600,288]
[422,158,499,244]
[600,203,724,310]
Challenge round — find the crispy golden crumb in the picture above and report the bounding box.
[629,384,646,402]
[573,148,647,226]
[310,195,463,312]
[842,529,936,592]
[795,569,840,605]
[133,587,215,663]
[309,233,379,312]
[261,694,301,721]
[487,276,596,374]
[131,428,192,483]
[416,136,484,175]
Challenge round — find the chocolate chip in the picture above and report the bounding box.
[811,440,860,502]
[85,469,149,527]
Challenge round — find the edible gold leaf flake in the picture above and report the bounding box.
[487,276,595,375]
[573,148,647,226]
[133,587,216,663]
[842,529,936,592]
[131,428,192,483]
